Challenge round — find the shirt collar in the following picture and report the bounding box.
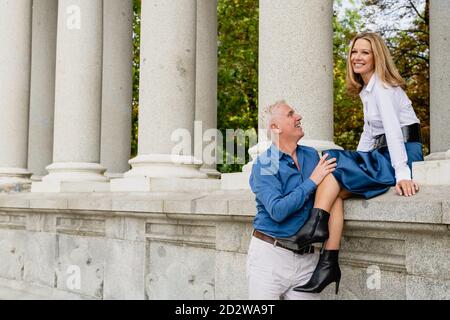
[361,72,377,94]
[269,143,300,160]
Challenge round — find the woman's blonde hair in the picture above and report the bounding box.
[346,32,405,95]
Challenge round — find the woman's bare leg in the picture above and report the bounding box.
[324,197,343,250]
[314,174,342,212]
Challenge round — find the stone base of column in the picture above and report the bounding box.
[413,150,450,185]
[300,139,343,152]
[0,168,32,188]
[200,167,221,179]
[31,162,109,193]
[110,154,214,192]
[125,154,208,179]
[424,150,450,161]
[30,174,44,182]
[105,172,125,179]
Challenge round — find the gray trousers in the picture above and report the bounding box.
[246,235,320,300]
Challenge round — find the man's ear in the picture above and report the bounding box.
[270,123,281,134]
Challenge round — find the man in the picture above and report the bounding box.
[247,100,336,300]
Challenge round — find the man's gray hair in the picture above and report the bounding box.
[265,100,287,139]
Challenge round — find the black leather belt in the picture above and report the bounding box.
[373,123,422,150]
[253,230,314,255]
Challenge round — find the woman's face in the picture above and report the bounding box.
[350,39,375,77]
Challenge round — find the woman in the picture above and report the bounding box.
[293,32,424,294]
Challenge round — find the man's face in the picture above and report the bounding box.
[272,104,304,142]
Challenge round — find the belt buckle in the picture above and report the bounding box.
[273,239,278,248]
[373,135,387,150]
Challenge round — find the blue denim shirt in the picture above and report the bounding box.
[249,144,319,237]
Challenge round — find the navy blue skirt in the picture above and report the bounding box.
[324,142,424,199]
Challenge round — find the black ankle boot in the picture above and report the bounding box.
[297,208,330,248]
[277,208,330,249]
[293,249,341,294]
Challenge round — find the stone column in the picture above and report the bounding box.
[27,0,58,182]
[429,0,450,157]
[112,0,213,192]
[258,0,339,151]
[413,0,450,185]
[32,0,108,192]
[195,0,220,178]
[101,0,133,178]
[0,0,32,187]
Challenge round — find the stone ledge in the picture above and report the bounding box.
[343,186,450,225]
[0,187,449,226]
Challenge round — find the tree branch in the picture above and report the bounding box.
[377,27,429,36]
[408,0,425,21]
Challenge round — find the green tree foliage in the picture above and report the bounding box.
[217,0,259,173]
[131,0,141,158]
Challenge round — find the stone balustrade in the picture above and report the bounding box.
[0,188,448,300]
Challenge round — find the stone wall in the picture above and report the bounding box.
[0,187,448,300]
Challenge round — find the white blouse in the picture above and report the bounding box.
[357,74,420,182]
